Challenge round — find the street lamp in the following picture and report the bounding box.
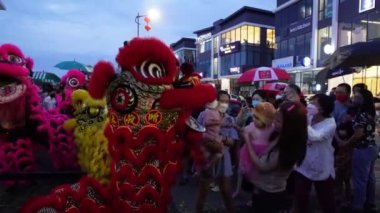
[135,9,160,37]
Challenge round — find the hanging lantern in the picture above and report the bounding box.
[145,24,151,31]
[144,16,151,23]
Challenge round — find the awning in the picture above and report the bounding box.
[32,71,61,85]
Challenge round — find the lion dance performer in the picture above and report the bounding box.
[0,43,78,176]
[22,37,216,212]
[56,69,86,116]
[64,89,110,183]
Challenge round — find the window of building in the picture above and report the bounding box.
[213,36,219,53]
[206,40,212,52]
[280,40,288,57]
[231,29,236,43]
[241,25,248,43]
[338,22,352,46]
[298,0,306,19]
[221,33,226,45]
[317,26,332,64]
[200,40,212,53]
[319,0,332,20]
[296,34,305,56]
[266,29,275,48]
[306,0,312,17]
[368,11,380,41]
[248,26,254,44]
[213,57,218,76]
[199,42,205,53]
[352,15,367,44]
[275,42,280,58]
[236,27,241,42]
[254,26,261,44]
[305,32,312,56]
[225,31,231,44]
[288,37,296,56]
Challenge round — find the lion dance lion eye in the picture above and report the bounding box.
[68,78,80,88]
[138,60,166,78]
[110,86,137,113]
[7,55,24,65]
[88,107,100,118]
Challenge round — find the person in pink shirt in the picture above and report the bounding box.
[201,99,224,170]
[240,102,276,180]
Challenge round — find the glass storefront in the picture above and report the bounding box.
[289,69,322,95]
[353,66,380,96]
[317,26,332,66]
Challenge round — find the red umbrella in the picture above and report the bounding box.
[237,67,290,83]
[260,82,288,92]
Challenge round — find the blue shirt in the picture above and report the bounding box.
[334,101,348,125]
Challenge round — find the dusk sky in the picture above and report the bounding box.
[0,0,276,76]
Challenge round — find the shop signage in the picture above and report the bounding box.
[196,32,212,43]
[219,41,241,56]
[272,56,294,69]
[288,17,312,35]
[229,67,241,74]
[359,0,375,13]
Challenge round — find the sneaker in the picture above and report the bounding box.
[211,186,220,192]
[209,182,216,188]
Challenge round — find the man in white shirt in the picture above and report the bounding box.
[43,92,57,111]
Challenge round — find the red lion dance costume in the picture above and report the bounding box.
[55,69,86,116]
[0,44,78,174]
[22,37,216,212]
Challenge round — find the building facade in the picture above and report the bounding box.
[275,0,380,95]
[0,0,5,10]
[170,38,197,66]
[332,0,380,96]
[193,6,275,95]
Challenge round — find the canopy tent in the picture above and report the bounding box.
[32,71,61,85]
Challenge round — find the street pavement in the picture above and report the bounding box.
[0,153,379,212]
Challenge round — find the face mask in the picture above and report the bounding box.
[307,104,318,116]
[335,94,348,103]
[206,100,218,109]
[218,103,229,113]
[251,100,262,108]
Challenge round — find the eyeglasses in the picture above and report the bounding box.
[0,55,26,66]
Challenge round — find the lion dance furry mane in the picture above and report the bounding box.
[0,43,78,175]
[22,37,216,212]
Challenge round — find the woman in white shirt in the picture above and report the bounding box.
[294,94,337,213]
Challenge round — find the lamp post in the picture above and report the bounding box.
[135,9,160,37]
[135,13,145,37]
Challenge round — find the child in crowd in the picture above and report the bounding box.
[233,102,276,197]
[200,99,224,175]
[334,106,357,207]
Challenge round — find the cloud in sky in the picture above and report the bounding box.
[0,0,275,76]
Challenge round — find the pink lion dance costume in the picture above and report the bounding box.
[56,69,86,116]
[0,43,78,175]
[22,37,216,212]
